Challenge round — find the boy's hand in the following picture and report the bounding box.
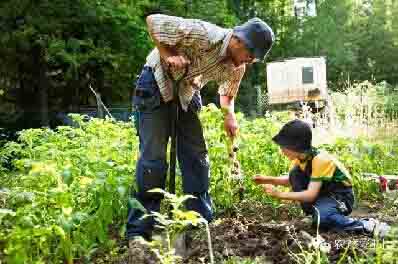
[253,175,271,185]
[262,184,280,197]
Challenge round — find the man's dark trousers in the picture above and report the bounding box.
[126,66,213,240]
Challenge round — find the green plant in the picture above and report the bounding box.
[200,104,288,212]
[139,189,212,264]
[0,115,138,263]
[0,105,397,263]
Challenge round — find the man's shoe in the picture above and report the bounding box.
[151,230,192,260]
[173,232,188,258]
[128,237,159,264]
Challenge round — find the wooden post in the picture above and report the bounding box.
[96,92,104,119]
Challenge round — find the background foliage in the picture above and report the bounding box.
[0,106,396,263]
[1,0,397,128]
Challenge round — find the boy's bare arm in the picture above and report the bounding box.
[253,175,290,186]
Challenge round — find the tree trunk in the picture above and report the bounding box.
[71,80,80,113]
[39,67,49,127]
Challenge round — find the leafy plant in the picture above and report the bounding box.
[142,188,212,264]
[0,115,138,263]
[0,105,397,263]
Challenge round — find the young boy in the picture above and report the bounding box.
[253,119,390,237]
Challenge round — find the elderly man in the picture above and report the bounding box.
[127,14,274,261]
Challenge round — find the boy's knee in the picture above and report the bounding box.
[312,207,330,227]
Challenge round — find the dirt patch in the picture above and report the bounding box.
[108,200,394,264]
[185,218,372,263]
[186,218,302,264]
[184,201,391,264]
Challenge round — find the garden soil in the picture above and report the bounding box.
[184,200,395,264]
[110,200,395,264]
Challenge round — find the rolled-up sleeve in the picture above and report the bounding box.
[148,14,208,48]
[218,65,245,97]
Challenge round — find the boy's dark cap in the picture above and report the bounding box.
[233,18,275,61]
[272,119,312,153]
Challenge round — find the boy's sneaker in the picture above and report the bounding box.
[362,218,391,239]
[362,218,378,233]
[374,221,391,239]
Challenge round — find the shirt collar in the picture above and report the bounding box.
[296,148,318,165]
[219,30,233,58]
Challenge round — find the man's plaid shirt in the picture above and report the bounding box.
[145,14,246,111]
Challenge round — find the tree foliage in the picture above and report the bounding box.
[0,0,151,127]
[0,0,397,127]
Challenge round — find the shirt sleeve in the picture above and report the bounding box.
[148,14,209,49]
[311,153,336,182]
[218,65,245,97]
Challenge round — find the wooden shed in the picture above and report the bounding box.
[266,57,328,106]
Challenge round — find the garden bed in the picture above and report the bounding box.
[184,201,395,264]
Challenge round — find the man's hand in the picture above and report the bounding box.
[262,184,280,198]
[146,16,190,71]
[224,112,239,139]
[166,55,190,71]
[220,96,237,139]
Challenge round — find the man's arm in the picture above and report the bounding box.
[218,66,245,138]
[264,181,322,203]
[146,15,190,70]
[220,95,238,138]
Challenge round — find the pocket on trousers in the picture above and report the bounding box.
[133,95,161,113]
[141,166,166,199]
[133,67,161,112]
[141,166,167,199]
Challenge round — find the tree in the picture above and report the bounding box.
[0,0,152,127]
[0,0,397,127]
